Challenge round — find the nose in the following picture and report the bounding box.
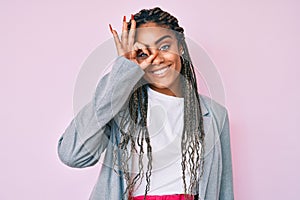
[151,49,164,65]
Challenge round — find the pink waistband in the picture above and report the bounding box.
[132,194,195,200]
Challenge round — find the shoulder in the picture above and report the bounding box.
[199,94,228,114]
[199,94,229,130]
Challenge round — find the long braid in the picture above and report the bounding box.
[114,7,205,199]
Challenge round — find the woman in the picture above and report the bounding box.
[58,7,234,200]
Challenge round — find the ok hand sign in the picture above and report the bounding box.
[109,15,158,70]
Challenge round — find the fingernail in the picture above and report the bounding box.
[109,24,113,33]
[131,14,134,20]
[123,16,126,22]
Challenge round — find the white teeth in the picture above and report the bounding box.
[152,67,169,75]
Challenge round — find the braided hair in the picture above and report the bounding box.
[113,7,205,200]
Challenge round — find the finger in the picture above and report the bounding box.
[133,42,150,57]
[139,52,159,70]
[121,16,128,47]
[132,42,150,61]
[109,24,113,33]
[109,24,123,56]
[128,15,136,47]
[130,49,137,60]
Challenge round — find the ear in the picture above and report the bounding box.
[177,41,182,52]
[179,45,184,55]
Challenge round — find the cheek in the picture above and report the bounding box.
[171,54,182,72]
[164,53,181,68]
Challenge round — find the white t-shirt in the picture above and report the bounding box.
[132,86,190,196]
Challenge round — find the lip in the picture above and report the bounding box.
[148,65,171,77]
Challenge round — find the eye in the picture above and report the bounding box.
[137,52,148,58]
[159,44,170,51]
[137,50,149,60]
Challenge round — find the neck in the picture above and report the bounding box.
[149,79,182,97]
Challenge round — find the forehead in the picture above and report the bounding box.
[135,22,177,44]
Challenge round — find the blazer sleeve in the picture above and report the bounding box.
[57,56,145,168]
[219,110,234,200]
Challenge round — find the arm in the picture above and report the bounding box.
[57,56,145,168]
[219,110,234,200]
[58,16,158,168]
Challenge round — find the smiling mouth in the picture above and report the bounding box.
[150,66,170,76]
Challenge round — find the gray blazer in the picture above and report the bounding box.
[58,56,234,200]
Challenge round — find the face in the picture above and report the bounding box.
[135,22,182,96]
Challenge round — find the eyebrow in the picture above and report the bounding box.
[155,35,172,45]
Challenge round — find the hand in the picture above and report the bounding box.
[109,15,157,70]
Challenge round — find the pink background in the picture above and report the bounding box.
[1,0,299,199]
